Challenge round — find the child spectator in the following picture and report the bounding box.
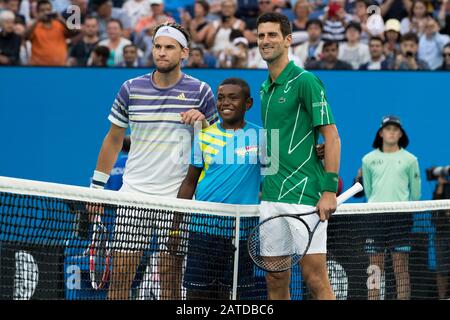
[338,21,370,69]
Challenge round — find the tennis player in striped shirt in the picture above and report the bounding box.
[89,22,218,300]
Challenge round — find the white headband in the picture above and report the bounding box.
[154,26,188,48]
[232,37,249,47]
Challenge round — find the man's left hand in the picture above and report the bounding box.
[180,109,205,126]
[316,191,337,221]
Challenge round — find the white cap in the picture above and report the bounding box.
[232,37,249,47]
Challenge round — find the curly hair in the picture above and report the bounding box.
[152,22,191,47]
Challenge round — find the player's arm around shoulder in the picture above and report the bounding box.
[181,82,217,128]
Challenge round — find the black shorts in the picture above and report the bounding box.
[364,212,412,254]
[183,232,253,292]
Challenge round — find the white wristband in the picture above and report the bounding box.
[90,170,110,189]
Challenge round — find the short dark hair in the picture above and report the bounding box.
[323,40,338,50]
[92,0,111,11]
[256,12,292,38]
[400,32,419,44]
[229,29,244,41]
[93,45,110,59]
[123,44,137,52]
[107,18,123,29]
[355,0,370,6]
[306,18,323,31]
[190,47,204,57]
[369,36,384,45]
[196,0,210,14]
[84,15,99,23]
[345,21,362,33]
[37,0,52,11]
[153,22,191,47]
[219,78,251,100]
[444,43,450,50]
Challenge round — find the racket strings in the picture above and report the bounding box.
[248,215,313,272]
[90,223,111,290]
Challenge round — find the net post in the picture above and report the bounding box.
[231,208,241,300]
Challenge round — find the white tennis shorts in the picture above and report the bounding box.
[259,201,328,256]
[112,185,188,252]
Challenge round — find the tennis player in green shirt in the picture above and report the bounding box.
[256,12,341,300]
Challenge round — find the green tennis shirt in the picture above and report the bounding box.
[261,61,335,206]
[362,148,421,202]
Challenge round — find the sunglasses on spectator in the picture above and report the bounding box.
[443,53,450,57]
[259,1,271,4]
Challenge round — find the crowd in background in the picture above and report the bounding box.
[0,0,449,70]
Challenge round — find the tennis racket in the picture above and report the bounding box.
[88,215,111,290]
[248,183,363,273]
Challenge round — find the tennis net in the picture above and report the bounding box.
[1,176,450,300]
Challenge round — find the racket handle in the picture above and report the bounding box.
[336,182,363,206]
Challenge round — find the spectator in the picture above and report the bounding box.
[310,0,329,18]
[122,0,151,27]
[293,18,325,65]
[25,0,75,66]
[418,16,450,69]
[204,0,246,56]
[386,31,430,69]
[384,18,401,59]
[432,175,450,300]
[17,0,32,24]
[400,0,429,35]
[359,36,389,70]
[186,46,208,67]
[380,0,411,21]
[67,16,100,66]
[305,40,353,69]
[338,21,370,69]
[112,0,126,7]
[87,45,110,66]
[352,0,372,43]
[362,115,421,300]
[439,42,450,69]
[218,32,249,68]
[291,0,311,46]
[438,0,450,35]
[0,9,21,65]
[3,0,26,24]
[12,19,31,65]
[98,18,132,66]
[117,43,144,67]
[204,0,223,18]
[133,25,154,66]
[135,0,174,34]
[180,0,210,48]
[321,0,354,42]
[243,0,276,47]
[91,0,132,40]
